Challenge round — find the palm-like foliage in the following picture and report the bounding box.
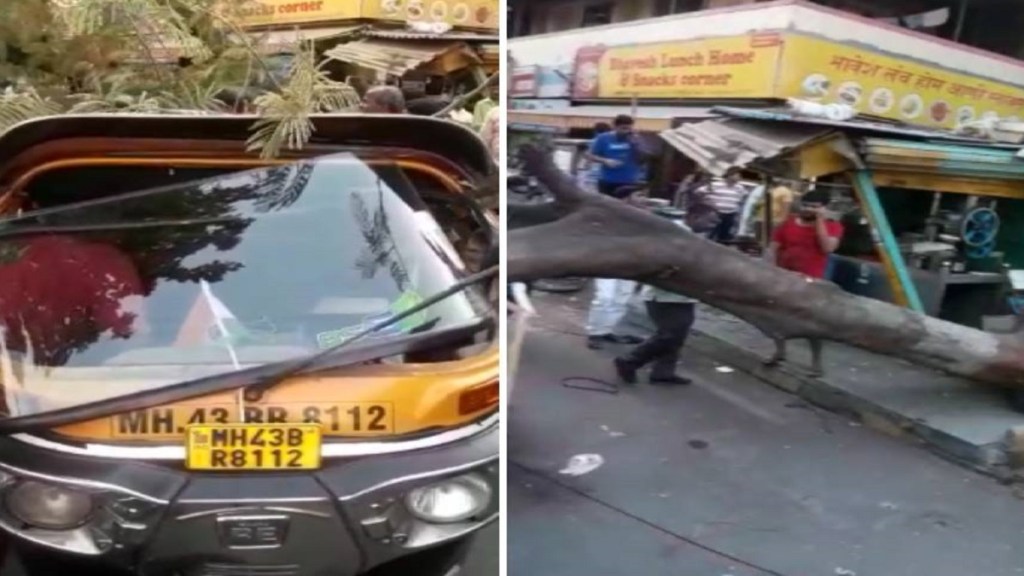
[0,0,361,157]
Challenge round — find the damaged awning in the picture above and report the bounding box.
[250,26,366,54]
[659,117,833,176]
[510,106,716,133]
[323,39,479,76]
[136,26,364,63]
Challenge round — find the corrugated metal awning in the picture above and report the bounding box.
[138,26,364,62]
[251,26,366,53]
[324,39,477,76]
[860,138,1024,180]
[509,106,717,132]
[660,118,832,176]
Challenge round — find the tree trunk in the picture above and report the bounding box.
[507,145,1024,388]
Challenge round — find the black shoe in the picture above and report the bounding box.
[608,334,643,345]
[587,336,607,350]
[650,374,692,386]
[613,357,638,384]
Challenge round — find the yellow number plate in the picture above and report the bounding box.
[185,424,322,471]
[111,403,395,440]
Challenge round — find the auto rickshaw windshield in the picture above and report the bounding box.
[0,153,488,418]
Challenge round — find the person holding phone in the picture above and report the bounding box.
[580,115,645,349]
[585,114,643,199]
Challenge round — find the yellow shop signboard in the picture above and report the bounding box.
[232,0,498,29]
[573,31,1024,129]
[233,0,360,27]
[777,33,1024,129]
[573,33,783,100]
[361,0,499,30]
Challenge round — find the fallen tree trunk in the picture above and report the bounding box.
[508,145,1024,388]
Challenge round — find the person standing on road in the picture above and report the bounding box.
[472,85,497,130]
[576,122,611,193]
[698,168,748,243]
[582,115,645,349]
[585,114,643,199]
[767,188,843,279]
[361,86,407,114]
[613,210,696,386]
[479,105,500,162]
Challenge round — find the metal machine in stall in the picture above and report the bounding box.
[832,192,1017,330]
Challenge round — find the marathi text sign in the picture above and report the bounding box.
[361,0,499,29]
[777,34,1024,129]
[233,0,498,29]
[572,33,783,100]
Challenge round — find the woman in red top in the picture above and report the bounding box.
[768,189,843,279]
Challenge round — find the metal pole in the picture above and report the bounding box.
[953,0,969,42]
[851,170,925,313]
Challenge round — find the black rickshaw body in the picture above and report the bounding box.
[0,114,498,576]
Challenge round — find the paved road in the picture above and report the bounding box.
[509,318,1024,576]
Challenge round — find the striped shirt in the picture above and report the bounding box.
[700,179,747,214]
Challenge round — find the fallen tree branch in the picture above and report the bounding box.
[508,144,1024,388]
[431,71,498,118]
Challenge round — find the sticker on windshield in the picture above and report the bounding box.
[390,290,429,331]
[315,291,429,350]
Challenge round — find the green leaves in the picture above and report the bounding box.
[0,87,62,134]
[0,0,364,158]
[247,45,360,159]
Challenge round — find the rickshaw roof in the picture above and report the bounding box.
[0,113,494,179]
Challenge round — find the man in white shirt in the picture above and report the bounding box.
[698,168,748,243]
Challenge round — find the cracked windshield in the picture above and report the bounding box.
[0,155,485,417]
[508,1,1024,575]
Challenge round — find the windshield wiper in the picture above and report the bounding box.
[0,218,240,240]
[0,265,498,434]
[243,265,496,400]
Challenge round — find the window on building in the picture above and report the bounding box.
[580,2,614,27]
[653,0,706,16]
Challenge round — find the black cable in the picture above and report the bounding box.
[560,376,619,394]
[511,461,794,576]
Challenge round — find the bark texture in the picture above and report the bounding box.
[508,145,1024,388]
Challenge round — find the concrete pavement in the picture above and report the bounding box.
[618,300,1024,475]
[509,296,1024,576]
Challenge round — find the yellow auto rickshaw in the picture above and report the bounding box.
[0,113,498,576]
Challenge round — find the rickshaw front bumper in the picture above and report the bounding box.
[0,420,498,576]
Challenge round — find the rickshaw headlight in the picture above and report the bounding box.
[6,480,94,530]
[404,473,491,524]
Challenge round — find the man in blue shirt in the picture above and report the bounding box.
[582,115,645,349]
[586,114,643,198]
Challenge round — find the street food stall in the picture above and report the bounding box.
[659,105,1024,331]
[234,0,499,97]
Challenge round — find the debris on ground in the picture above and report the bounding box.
[559,454,604,476]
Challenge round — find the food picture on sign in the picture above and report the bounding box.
[475,4,490,23]
[407,0,424,19]
[452,2,469,22]
[837,81,862,106]
[957,105,975,125]
[379,0,400,15]
[930,100,950,123]
[869,87,894,113]
[801,73,830,97]
[430,0,447,21]
[900,93,923,119]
